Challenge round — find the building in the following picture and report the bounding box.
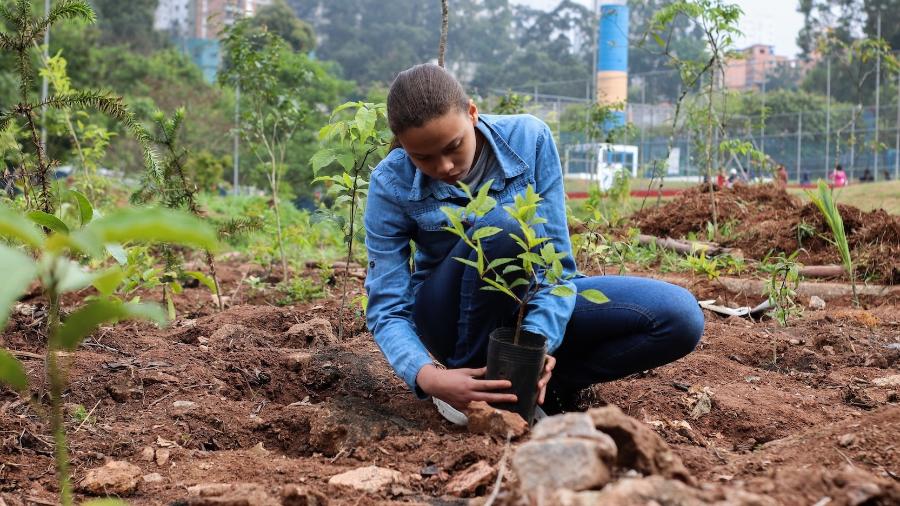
[153,0,273,82]
[724,44,790,90]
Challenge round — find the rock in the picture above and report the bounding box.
[589,405,694,484]
[531,413,617,459]
[809,295,826,310]
[143,473,164,484]
[872,375,900,387]
[513,438,612,495]
[838,433,857,447]
[173,400,198,415]
[282,351,313,372]
[281,484,328,506]
[466,401,528,439]
[185,483,279,506]
[155,448,170,466]
[210,323,252,342]
[286,318,335,347]
[327,466,405,494]
[445,460,495,497]
[139,446,155,462]
[78,460,142,496]
[105,381,137,403]
[549,476,776,506]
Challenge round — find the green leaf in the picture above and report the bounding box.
[355,106,377,138]
[518,252,545,267]
[472,226,502,241]
[53,300,167,351]
[106,243,127,264]
[0,206,44,248]
[27,211,70,235]
[310,148,336,173]
[509,278,530,289]
[502,265,523,275]
[76,208,218,255]
[486,257,514,272]
[550,285,575,297]
[336,152,356,172]
[330,101,360,118]
[185,271,218,295]
[579,289,609,304]
[91,266,124,297]
[0,245,37,330]
[68,189,93,226]
[452,257,480,270]
[45,257,94,293]
[0,349,27,392]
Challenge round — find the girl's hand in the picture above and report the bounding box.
[537,355,556,405]
[416,364,517,411]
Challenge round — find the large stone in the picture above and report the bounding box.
[589,405,694,484]
[78,460,142,496]
[549,476,777,506]
[532,412,618,460]
[327,466,405,494]
[467,401,528,439]
[185,483,279,506]
[445,460,495,497]
[282,351,313,372]
[280,484,328,506]
[512,438,612,495]
[286,318,335,347]
[210,324,253,342]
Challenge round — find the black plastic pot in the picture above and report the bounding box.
[485,327,547,425]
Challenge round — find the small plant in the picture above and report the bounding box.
[441,182,608,345]
[806,180,857,305]
[275,275,327,306]
[0,203,216,506]
[312,101,391,337]
[133,108,224,314]
[763,251,803,326]
[0,0,159,214]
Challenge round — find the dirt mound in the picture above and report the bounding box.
[633,184,900,283]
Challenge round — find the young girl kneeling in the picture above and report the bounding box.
[364,63,704,415]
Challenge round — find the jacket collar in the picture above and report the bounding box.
[408,115,529,201]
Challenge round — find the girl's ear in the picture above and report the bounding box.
[468,99,478,125]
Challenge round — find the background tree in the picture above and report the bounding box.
[251,0,316,53]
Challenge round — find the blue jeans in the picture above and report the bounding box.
[412,209,704,392]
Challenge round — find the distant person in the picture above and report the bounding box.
[716,170,726,189]
[860,168,873,183]
[883,169,892,181]
[776,164,788,188]
[800,171,811,187]
[727,168,739,188]
[831,164,848,187]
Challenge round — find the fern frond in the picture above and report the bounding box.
[0,33,14,51]
[0,110,12,131]
[33,0,95,36]
[0,3,15,26]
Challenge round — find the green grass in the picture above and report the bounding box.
[789,181,900,215]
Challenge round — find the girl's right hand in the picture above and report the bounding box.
[416,364,517,411]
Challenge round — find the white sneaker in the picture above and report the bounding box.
[433,397,468,426]
[432,397,548,426]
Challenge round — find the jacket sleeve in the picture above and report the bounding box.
[520,123,578,354]
[363,168,434,397]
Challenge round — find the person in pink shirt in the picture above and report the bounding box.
[831,164,848,187]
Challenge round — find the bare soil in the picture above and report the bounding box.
[1,257,898,504]
[632,183,900,284]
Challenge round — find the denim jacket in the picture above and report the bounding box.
[363,114,578,395]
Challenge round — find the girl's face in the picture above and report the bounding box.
[396,100,483,185]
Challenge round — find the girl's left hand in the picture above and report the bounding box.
[537,355,556,405]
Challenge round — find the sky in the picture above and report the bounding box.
[515,0,804,59]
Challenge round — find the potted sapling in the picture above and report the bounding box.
[441,182,608,423]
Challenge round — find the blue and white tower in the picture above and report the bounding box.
[596,0,629,129]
